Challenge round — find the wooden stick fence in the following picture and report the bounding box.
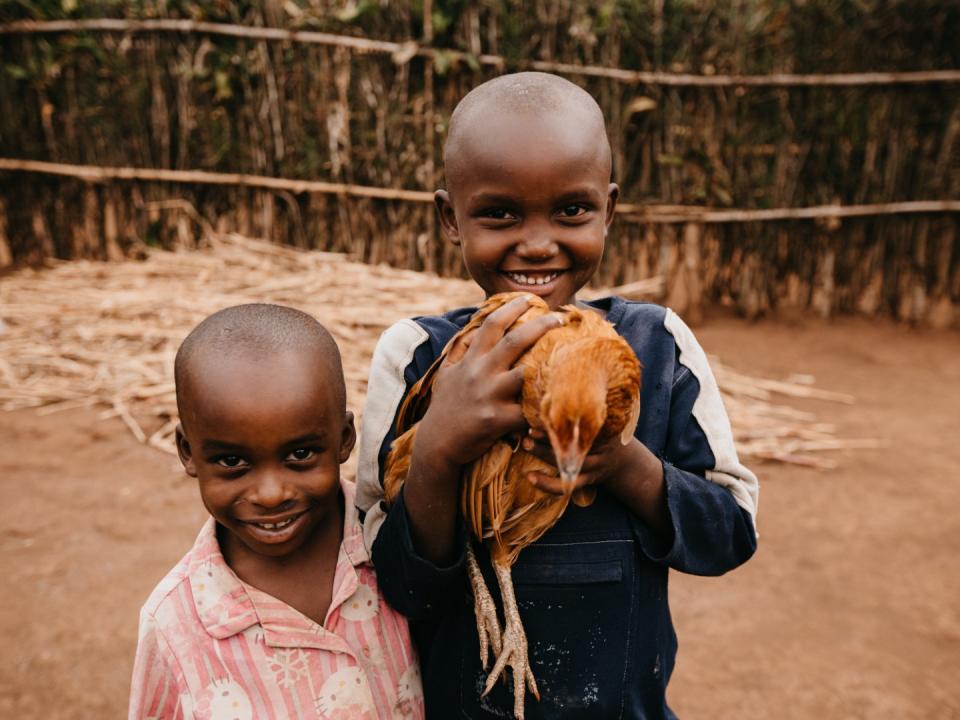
[2,19,959,87]
[1,14,956,325]
[1,158,957,224]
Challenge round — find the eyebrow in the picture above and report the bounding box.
[199,433,326,455]
[467,192,519,206]
[553,187,604,203]
[468,187,603,207]
[281,433,326,448]
[201,439,248,454]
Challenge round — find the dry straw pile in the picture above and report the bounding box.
[0,234,875,469]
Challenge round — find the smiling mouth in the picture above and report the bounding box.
[246,510,306,534]
[254,517,297,530]
[503,271,562,287]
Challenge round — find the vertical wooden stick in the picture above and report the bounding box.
[0,197,12,267]
[32,206,55,259]
[683,222,703,325]
[811,237,836,319]
[102,187,123,260]
[83,184,100,257]
[422,0,437,273]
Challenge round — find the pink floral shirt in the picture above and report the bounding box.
[129,479,423,719]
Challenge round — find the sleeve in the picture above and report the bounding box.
[371,487,468,620]
[357,318,468,618]
[356,319,431,555]
[128,611,184,720]
[633,309,759,575]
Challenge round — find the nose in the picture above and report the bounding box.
[247,467,295,510]
[515,222,558,260]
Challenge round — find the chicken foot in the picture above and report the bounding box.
[482,561,540,720]
[467,542,502,668]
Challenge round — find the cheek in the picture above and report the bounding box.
[569,233,604,268]
[296,462,343,495]
[198,477,241,510]
[462,232,511,265]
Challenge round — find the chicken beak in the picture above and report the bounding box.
[551,426,585,496]
[557,456,585,490]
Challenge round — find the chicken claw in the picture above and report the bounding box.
[483,562,540,720]
[467,543,502,668]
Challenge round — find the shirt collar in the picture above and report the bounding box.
[339,475,368,567]
[187,477,369,648]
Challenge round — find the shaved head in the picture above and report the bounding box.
[174,304,345,428]
[443,72,611,193]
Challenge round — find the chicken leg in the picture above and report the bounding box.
[467,542,502,669]
[483,561,540,720]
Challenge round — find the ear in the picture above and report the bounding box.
[338,411,357,464]
[434,189,462,247]
[604,183,620,236]
[175,424,198,477]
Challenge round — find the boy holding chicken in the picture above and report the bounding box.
[357,72,758,719]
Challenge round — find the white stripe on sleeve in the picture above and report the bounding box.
[356,319,430,554]
[664,309,759,528]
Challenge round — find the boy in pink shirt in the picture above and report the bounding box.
[129,303,423,719]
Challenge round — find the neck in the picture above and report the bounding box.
[553,341,614,389]
[545,345,610,422]
[222,494,345,626]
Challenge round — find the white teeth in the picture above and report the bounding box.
[257,516,296,530]
[507,272,558,286]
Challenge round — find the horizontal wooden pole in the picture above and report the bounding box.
[618,201,960,223]
[2,19,959,87]
[0,157,435,202]
[1,157,957,223]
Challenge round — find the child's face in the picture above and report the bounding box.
[436,111,618,309]
[176,351,355,561]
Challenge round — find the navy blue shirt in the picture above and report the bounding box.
[357,297,759,719]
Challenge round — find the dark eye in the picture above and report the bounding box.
[482,208,514,220]
[288,448,316,462]
[215,455,246,468]
[559,204,587,218]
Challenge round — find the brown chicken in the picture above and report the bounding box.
[383,292,642,719]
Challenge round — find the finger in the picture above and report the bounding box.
[490,313,562,367]
[446,330,475,364]
[484,366,526,404]
[576,452,605,473]
[526,470,592,495]
[466,296,532,355]
[521,437,556,465]
[527,471,567,495]
[498,405,529,435]
[498,365,526,397]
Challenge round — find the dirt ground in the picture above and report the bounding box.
[2,310,959,719]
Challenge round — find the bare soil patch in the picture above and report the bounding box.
[2,257,959,719]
